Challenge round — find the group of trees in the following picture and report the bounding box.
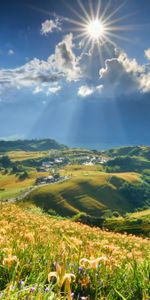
[0,155,29,181]
[119,181,150,209]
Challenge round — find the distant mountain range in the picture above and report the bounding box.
[0,139,67,152]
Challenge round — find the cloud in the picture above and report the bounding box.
[33,86,43,94]
[99,49,150,97]
[78,43,117,85]
[1,32,150,100]
[78,84,103,98]
[0,58,62,90]
[145,48,150,60]
[8,49,15,56]
[41,18,61,35]
[46,85,62,95]
[0,34,81,95]
[51,33,81,81]
[78,85,94,97]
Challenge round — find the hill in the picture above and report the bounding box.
[103,209,150,236]
[0,139,66,152]
[0,203,149,299]
[105,145,150,159]
[24,171,144,217]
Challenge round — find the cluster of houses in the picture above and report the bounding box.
[35,174,69,186]
[82,156,109,166]
[36,154,110,174]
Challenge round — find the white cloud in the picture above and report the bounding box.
[1,34,150,100]
[0,34,81,95]
[51,33,81,81]
[99,49,150,96]
[8,49,15,56]
[145,48,150,60]
[33,86,43,94]
[41,18,61,35]
[78,84,103,98]
[46,85,61,95]
[78,85,94,97]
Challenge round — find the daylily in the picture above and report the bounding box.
[80,256,107,269]
[48,263,75,300]
[3,254,18,269]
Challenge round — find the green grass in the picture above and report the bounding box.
[103,209,150,236]
[0,171,49,200]
[7,151,49,162]
[24,170,141,217]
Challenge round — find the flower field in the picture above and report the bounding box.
[0,203,149,299]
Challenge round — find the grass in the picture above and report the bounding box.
[0,203,149,300]
[25,170,141,217]
[0,171,49,200]
[103,209,150,236]
[7,151,48,162]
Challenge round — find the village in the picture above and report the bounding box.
[35,153,110,186]
[35,173,70,186]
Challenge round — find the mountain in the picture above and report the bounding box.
[0,139,67,152]
[105,145,150,159]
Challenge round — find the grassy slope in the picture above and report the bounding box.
[104,209,150,236]
[7,151,48,162]
[0,203,149,299]
[25,169,140,217]
[105,145,150,158]
[0,171,49,200]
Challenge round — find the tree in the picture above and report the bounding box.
[18,171,29,181]
[0,156,11,168]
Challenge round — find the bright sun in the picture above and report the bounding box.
[61,0,133,56]
[87,19,105,40]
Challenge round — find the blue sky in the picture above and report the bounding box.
[0,0,150,148]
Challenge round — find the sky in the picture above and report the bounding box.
[0,0,150,149]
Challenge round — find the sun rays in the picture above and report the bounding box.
[64,0,136,55]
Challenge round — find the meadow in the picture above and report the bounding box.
[25,167,141,217]
[0,171,49,200]
[0,203,149,300]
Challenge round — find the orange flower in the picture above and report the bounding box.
[3,254,18,269]
[80,256,107,269]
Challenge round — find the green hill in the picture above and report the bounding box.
[106,156,150,172]
[103,209,150,236]
[24,172,146,217]
[105,145,150,160]
[0,139,66,152]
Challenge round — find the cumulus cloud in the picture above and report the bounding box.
[99,49,150,96]
[46,85,61,95]
[78,43,117,85]
[33,86,43,94]
[51,33,81,81]
[41,18,61,35]
[145,48,150,60]
[78,84,103,98]
[0,34,81,95]
[78,85,94,97]
[1,32,150,100]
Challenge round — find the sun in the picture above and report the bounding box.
[87,19,105,40]
[62,0,134,55]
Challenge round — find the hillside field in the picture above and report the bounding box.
[0,203,149,300]
[25,168,141,217]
